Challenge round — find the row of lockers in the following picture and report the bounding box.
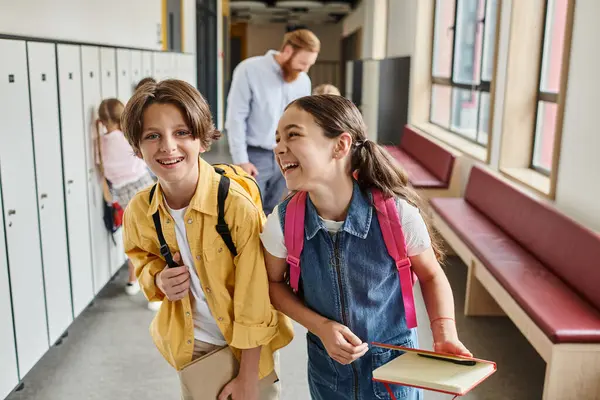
[0,38,196,399]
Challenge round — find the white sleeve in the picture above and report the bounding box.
[260,205,288,259]
[396,199,432,257]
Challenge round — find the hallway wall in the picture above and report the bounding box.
[0,0,162,49]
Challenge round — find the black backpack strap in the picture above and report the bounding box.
[214,170,238,256]
[149,184,178,268]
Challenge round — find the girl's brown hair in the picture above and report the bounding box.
[98,98,125,130]
[121,79,221,152]
[286,95,444,261]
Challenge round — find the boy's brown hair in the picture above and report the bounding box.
[280,29,321,53]
[121,79,221,152]
[134,76,156,91]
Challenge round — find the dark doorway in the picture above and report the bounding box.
[196,0,218,123]
[377,57,411,145]
[230,37,242,79]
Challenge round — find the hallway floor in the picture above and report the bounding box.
[6,146,546,400]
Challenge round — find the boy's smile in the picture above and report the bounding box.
[139,102,200,187]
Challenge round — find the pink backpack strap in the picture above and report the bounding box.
[372,189,418,330]
[284,191,307,293]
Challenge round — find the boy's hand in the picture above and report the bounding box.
[218,374,259,400]
[314,320,369,365]
[156,252,190,301]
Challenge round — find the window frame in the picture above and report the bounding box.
[496,0,575,198]
[429,0,497,147]
[530,0,564,176]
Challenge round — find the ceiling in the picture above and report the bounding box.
[230,0,359,25]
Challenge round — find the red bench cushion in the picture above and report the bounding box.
[400,126,455,183]
[384,146,447,188]
[431,197,600,343]
[465,166,600,312]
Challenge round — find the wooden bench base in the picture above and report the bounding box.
[431,208,600,400]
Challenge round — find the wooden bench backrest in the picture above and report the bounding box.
[400,126,455,184]
[464,165,600,310]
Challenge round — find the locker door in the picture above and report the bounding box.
[100,47,117,98]
[174,53,182,80]
[0,179,18,400]
[185,54,197,87]
[130,50,142,89]
[116,48,132,104]
[56,44,94,318]
[152,52,162,80]
[142,51,154,80]
[81,46,111,294]
[27,42,73,344]
[110,229,125,276]
[165,53,175,79]
[0,38,49,377]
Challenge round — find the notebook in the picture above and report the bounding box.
[371,343,497,396]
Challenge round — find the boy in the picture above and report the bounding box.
[121,79,293,399]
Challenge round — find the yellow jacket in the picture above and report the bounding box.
[123,157,293,377]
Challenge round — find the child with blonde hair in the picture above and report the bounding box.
[312,83,341,96]
[96,98,155,303]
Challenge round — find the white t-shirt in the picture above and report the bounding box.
[260,198,431,259]
[166,204,227,346]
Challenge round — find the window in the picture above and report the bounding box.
[430,0,498,146]
[531,0,569,174]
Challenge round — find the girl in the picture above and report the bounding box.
[260,95,472,400]
[96,98,156,305]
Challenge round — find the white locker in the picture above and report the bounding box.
[165,53,176,79]
[152,51,162,80]
[27,42,73,344]
[81,46,111,294]
[142,51,153,80]
[110,229,126,276]
[130,50,143,89]
[183,54,197,87]
[175,54,182,80]
[0,184,18,400]
[56,44,95,318]
[0,38,49,377]
[100,47,117,99]
[116,48,132,104]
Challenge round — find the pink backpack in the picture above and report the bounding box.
[284,189,418,329]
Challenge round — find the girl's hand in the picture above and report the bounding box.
[434,339,472,357]
[314,320,369,365]
[431,318,473,357]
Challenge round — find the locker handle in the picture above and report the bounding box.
[7,209,16,216]
[41,193,48,199]
[67,179,74,184]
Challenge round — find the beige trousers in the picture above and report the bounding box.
[179,340,280,400]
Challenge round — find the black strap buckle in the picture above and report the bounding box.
[215,223,230,236]
[160,244,171,258]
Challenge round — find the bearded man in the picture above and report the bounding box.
[225,29,320,215]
